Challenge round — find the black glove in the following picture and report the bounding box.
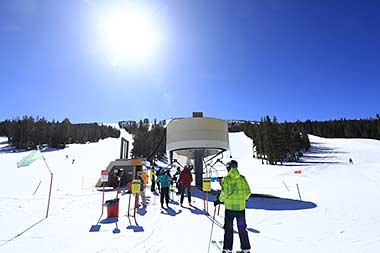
[214,198,222,207]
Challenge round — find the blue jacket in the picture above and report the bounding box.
[156,174,172,188]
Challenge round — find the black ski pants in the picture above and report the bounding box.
[223,209,250,251]
[160,186,170,206]
[151,177,156,192]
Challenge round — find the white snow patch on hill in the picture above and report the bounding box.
[0,133,380,252]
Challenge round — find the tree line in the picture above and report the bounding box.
[230,114,380,165]
[119,119,166,161]
[120,117,310,165]
[291,115,380,140]
[0,116,120,149]
[240,116,311,165]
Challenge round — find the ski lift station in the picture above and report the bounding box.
[95,138,148,189]
[95,113,229,189]
[166,113,230,187]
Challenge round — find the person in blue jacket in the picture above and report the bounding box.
[155,168,172,209]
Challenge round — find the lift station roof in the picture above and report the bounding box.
[166,117,229,159]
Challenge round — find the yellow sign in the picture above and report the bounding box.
[132,179,141,193]
[203,178,211,192]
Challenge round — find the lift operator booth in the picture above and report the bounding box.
[95,137,148,189]
[95,157,147,189]
[94,137,148,219]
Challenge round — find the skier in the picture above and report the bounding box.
[141,169,148,206]
[214,160,251,253]
[72,158,75,164]
[179,165,193,206]
[156,168,162,192]
[172,167,182,195]
[141,169,148,186]
[155,169,172,209]
[150,166,157,192]
[349,158,354,164]
[136,171,147,208]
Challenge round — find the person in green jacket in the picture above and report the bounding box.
[214,160,251,253]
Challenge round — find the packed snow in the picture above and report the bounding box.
[1,131,380,252]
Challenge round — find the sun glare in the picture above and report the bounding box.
[100,7,161,66]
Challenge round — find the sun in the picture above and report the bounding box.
[99,7,161,66]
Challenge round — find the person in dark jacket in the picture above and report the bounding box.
[172,167,182,195]
[155,169,172,209]
[156,168,162,192]
[179,165,193,206]
[214,160,251,253]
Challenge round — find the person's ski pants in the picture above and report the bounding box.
[223,209,250,251]
[137,185,146,206]
[180,186,191,204]
[151,178,156,192]
[160,187,170,206]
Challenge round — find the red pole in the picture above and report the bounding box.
[97,186,105,223]
[203,192,206,213]
[40,150,54,219]
[45,173,53,218]
[127,193,131,217]
[133,194,138,217]
[116,177,121,199]
[206,191,208,213]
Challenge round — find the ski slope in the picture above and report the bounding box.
[1,131,380,252]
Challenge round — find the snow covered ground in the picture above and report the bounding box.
[1,131,380,252]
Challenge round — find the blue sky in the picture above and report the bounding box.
[1,0,379,123]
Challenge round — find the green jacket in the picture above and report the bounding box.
[219,168,251,211]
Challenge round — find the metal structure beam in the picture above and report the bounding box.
[194,149,204,188]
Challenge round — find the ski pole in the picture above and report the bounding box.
[127,193,132,217]
[133,193,138,217]
[207,206,217,253]
[97,185,105,223]
[153,192,157,205]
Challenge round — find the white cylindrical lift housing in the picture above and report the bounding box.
[166,117,229,159]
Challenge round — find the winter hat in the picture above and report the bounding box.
[226,160,238,171]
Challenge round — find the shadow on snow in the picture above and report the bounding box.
[190,187,317,211]
[0,144,60,154]
[160,207,182,216]
[247,196,317,211]
[307,143,347,155]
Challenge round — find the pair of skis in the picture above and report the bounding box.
[211,241,251,253]
[209,216,250,253]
